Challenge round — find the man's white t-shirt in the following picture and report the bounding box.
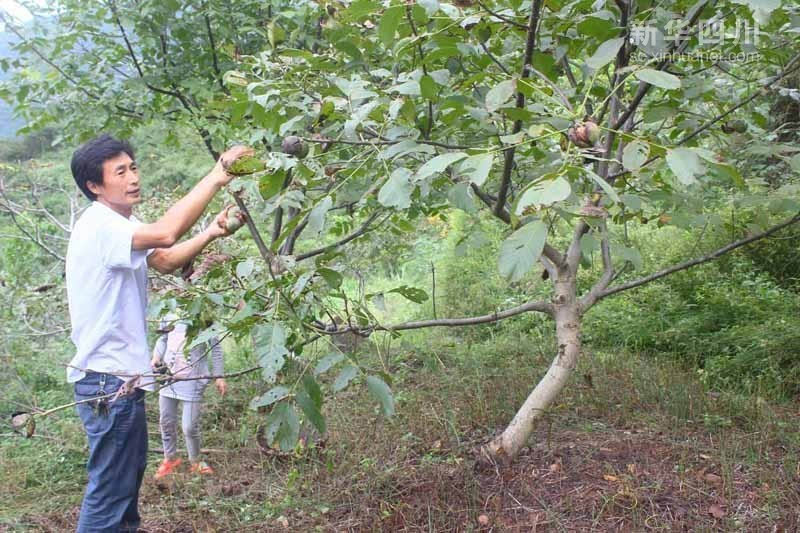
[65,201,154,389]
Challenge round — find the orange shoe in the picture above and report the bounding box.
[154,457,182,480]
[189,461,214,475]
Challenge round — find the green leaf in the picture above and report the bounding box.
[579,232,598,258]
[735,0,781,24]
[457,153,493,186]
[389,80,421,96]
[622,140,649,171]
[711,163,747,189]
[788,153,800,174]
[302,375,323,407]
[577,16,617,39]
[249,386,290,410]
[498,221,548,282]
[307,196,333,237]
[297,376,326,433]
[317,268,343,289]
[236,259,255,279]
[252,323,290,383]
[333,365,359,392]
[500,131,526,145]
[614,245,643,270]
[447,182,476,212]
[378,5,403,47]
[388,285,429,303]
[378,168,413,209]
[620,194,642,211]
[274,403,300,452]
[634,68,681,90]
[415,152,468,180]
[666,148,705,185]
[187,323,225,351]
[314,353,345,376]
[380,140,436,160]
[418,0,439,15]
[259,170,287,200]
[267,21,286,48]
[486,79,516,113]
[586,37,625,70]
[343,0,381,19]
[514,175,571,215]
[366,375,395,416]
[223,70,249,87]
[296,390,326,434]
[263,402,293,450]
[583,168,620,203]
[420,75,437,101]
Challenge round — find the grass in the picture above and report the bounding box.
[1,329,798,532]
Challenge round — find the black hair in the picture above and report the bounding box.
[70,134,135,201]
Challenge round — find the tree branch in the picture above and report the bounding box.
[471,183,511,224]
[302,135,471,151]
[231,190,273,266]
[542,243,564,268]
[494,0,544,217]
[480,42,511,75]
[203,10,228,94]
[578,224,614,311]
[597,213,800,301]
[270,170,294,247]
[612,0,712,131]
[108,0,187,101]
[295,211,384,261]
[606,51,800,182]
[0,11,142,119]
[405,4,434,139]
[0,187,65,261]
[381,299,553,331]
[282,212,308,255]
[476,1,528,29]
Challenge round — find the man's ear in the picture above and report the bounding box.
[86,180,103,197]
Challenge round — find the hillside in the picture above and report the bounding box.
[0,30,24,139]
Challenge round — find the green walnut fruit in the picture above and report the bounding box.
[281,135,309,158]
[225,207,245,233]
[721,119,748,134]
[583,120,601,143]
[567,118,600,148]
[227,156,267,176]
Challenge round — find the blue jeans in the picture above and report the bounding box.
[74,373,148,533]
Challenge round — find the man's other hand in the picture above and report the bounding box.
[205,205,245,239]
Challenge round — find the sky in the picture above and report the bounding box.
[0,1,36,23]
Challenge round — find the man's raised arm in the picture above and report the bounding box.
[132,145,253,250]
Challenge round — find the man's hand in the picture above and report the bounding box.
[204,205,245,239]
[215,378,227,396]
[211,145,255,186]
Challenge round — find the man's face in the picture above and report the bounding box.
[87,152,141,217]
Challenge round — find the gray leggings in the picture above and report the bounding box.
[158,395,203,462]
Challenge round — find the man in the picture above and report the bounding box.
[65,134,252,532]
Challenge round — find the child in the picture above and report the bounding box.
[151,311,227,478]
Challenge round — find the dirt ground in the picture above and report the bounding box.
[14,422,798,532]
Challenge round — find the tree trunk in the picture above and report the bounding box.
[485,276,581,462]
